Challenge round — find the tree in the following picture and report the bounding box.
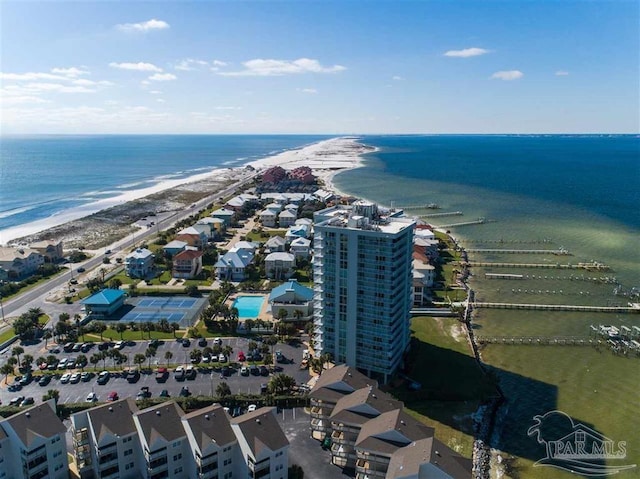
[164,351,173,365]
[1,363,14,383]
[42,389,60,403]
[128,283,137,297]
[222,345,233,359]
[216,382,231,398]
[185,284,199,297]
[43,329,52,348]
[76,354,88,371]
[134,353,146,369]
[244,319,255,332]
[108,278,122,290]
[93,321,107,340]
[90,354,101,371]
[277,308,288,322]
[145,347,157,369]
[21,354,34,371]
[35,356,46,368]
[190,349,202,365]
[11,346,24,366]
[309,358,324,375]
[115,322,128,340]
[288,465,304,479]
[293,309,304,322]
[268,373,296,394]
[170,322,180,338]
[13,315,36,341]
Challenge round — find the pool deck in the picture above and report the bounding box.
[228,293,271,320]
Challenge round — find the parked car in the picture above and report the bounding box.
[57,358,69,369]
[155,367,168,382]
[81,372,91,382]
[250,365,260,376]
[66,358,77,369]
[107,391,119,401]
[198,337,207,347]
[159,389,170,398]
[81,343,93,353]
[39,375,52,387]
[9,396,25,406]
[47,361,59,371]
[247,404,257,413]
[218,354,227,363]
[126,369,140,383]
[237,351,246,362]
[149,339,160,348]
[259,366,269,377]
[221,366,231,377]
[63,342,75,352]
[179,386,191,397]
[20,397,35,407]
[114,340,125,350]
[72,343,83,352]
[174,366,185,381]
[97,371,110,385]
[182,339,191,347]
[98,342,110,351]
[136,387,151,400]
[213,338,222,346]
[70,373,81,384]
[260,383,268,395]
[86,392,98,402]
[240,366,249,376]
[60,373,72,384]
[185,366,197,380]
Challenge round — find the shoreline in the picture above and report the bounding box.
[3,137,372,249]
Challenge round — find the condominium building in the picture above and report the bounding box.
[0,399,68,479]
[71,399,289,479]
[313,202,416,383]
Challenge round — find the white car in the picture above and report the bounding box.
[60,373,72,384]
[86,392,98,402]
[247,404,257,413]
[70,373,81,384]
[115,340,124,350]
[213,338,222,345]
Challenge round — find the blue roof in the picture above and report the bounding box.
[269,280,313,302]
[81,289,125,305]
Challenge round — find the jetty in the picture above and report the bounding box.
[477,336,594,346]
[438,218,487,228]
[466,248,570,255]
[393,203,439,210]
[485,273,524,280]
[473,301,637,314]
[463,261,610,271]
[419,211,463,218]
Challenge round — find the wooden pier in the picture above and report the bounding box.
[477,336,594,346]
[464,261,610,271]
[438,218,487,228]
[466,248,570,255]
[419,211,463,218]
[473,301,637,314]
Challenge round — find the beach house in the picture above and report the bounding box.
[210,208,235,227]
[265,252,296,280]
[172,249,204,279]
[0,246,44,279]
[264,235,286,253]
[162,239,188,257]
[175,226,207,250]
[289,236,311,259]
[214,248,255,281]
[268,279,314,321]
[285,223,310,244]
[259,208,279,228]
[0,400,68,479]
[197,217,224,239]
[278,208,297,227]
[124,247,155,278]
[30,239,64,262]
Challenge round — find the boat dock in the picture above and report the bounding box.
[477,336,594,346]
[438,218,487,228]
[419,211,463,218]
[485,273,524,280]
[464,261,610,271]
[473,301,637,314]
[394,203,439,210]
[466,248,570,255]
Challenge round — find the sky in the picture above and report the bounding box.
[1,1,638,134]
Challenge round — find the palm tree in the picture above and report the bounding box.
[115,323,127,340]
[11,346,24,367]
[1,363,14,383]
[21,354,34,371]
[222,345,233,359]
[158,318,170,333]
[216,382,231,397]
[268,373,296,394]
[93,321,107,340]
[134,354,146,369]
[190,349,202,365]
[170,322,180,338]
[164,350,173,366]
[43,330,52,348]
[90,354,101,371]
[35,356,46,368]
[293,309,304,322]
[76,354,87,371]
[46,355,57,368]
[42,389,60,403]
[145,347,157,369]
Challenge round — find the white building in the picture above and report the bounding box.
[289,236,311,259]
[278,209,297,228]
[125,248,155,279]
[265,252,296,280]
[0,399,68,479]
[259,209,279,228]
[313,202,416,383]
[0,246,44,279]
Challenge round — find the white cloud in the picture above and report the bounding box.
[215,106,242,110]
[174,58,209,71]
[490,70,524,81]
[444,47,490,58]
[116,19,170,32]
[212,60,227,67]
[555,70,569,76]
[156,98,166,103]
[392,75,403,81]
[218,58,346,76]
[0,72,67,81]
[7,82,97,93]
[51,67,89,77]
[0,95,51,105]
[148,73,177,81]
[109,62,163,72]
[149,90,162,95]
[298,88,318,94]
[71,79,113,87]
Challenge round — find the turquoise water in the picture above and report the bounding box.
[232,295,265,318]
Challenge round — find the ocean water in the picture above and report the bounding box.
[333,135,640,476]
[0,134,330,243]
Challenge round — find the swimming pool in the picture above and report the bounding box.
[232,295,265,318]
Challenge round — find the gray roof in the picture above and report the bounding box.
[310,365,376,404]
[231,407,288,457]
[355,409,434,455]
[182,404,236,453]
[87,398,139,442]
[265,236,286,247]
[215,249,254,268]
[134,401,186,447]
[330,387,403,426]
[2,400,65,448]
[386,437,472,479]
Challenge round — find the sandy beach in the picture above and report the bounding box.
[6,137,373,250]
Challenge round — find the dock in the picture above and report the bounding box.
[466,248,570,255]
[419,211,463,218]
[464,261,610,271]
[473,301,637,314]
[477,336,594,346]
[485,273,524,280]
[438,218,487,228]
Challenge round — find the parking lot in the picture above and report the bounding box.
[0,336,313,406]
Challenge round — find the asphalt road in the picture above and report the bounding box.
[0,335,312,406]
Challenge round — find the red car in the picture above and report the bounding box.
[107,391,119,402]
[237,351,246,362]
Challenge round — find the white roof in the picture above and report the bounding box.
[265,252,295,261]
[126,248,153,259]
[279,210,296,218]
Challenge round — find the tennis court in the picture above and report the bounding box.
[120,296,207,327]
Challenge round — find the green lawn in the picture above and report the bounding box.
[86,329,179,342]
[245,229,287,242]
[391,316,497,458]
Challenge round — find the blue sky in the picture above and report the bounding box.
[1,1,638,134]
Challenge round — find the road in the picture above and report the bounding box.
[1,168,259,322]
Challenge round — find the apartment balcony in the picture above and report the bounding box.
[310,405,325,417]
[356,457,389,477]
[25,454,47,470]
[73,428,90,447]
[311,418,326,430]
[148,456,168,471]
[100,466,120,479]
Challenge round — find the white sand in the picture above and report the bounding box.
[1,136,373,245]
